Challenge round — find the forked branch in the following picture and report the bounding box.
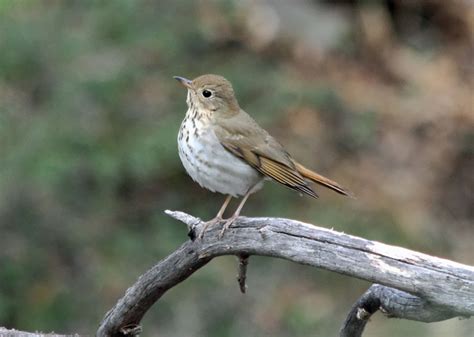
[96,211,473,337]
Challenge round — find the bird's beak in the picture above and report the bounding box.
[173,76,193,89]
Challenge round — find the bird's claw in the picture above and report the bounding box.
[196,215,238,240]
[198,217,221,240]
[218,215,237,239]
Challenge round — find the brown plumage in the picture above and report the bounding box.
[174,74,352,238]
[294,162,351,196]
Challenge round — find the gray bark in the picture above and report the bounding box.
[95,211,473,337]
[0,212,471,337]
[0,328,83,337]
[339,284,464,337]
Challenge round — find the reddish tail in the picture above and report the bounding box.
[295,162,353,197]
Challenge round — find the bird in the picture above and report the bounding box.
[174,74,352,238]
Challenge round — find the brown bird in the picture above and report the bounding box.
[174,74,352,238]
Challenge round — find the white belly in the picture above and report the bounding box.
[178,114,263,197]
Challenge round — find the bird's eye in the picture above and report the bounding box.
[202,90,212,98]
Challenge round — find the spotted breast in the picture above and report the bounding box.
[177,99,264,197]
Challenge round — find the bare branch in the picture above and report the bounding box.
[0,327,83,337]
[96,211,473,337]
[237,254,249,293]
[339,284,464,337]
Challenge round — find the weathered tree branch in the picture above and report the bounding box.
[339,284,463,337]
[0,328,83,337]
[237,253,250,293]
[96,211,474,337]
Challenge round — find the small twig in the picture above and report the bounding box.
[237,254,250,293]
[164,209,201,240]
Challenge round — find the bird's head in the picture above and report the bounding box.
[174,74,240,117]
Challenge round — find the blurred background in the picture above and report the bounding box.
[0,0,473,336]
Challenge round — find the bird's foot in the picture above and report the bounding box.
[198,217,222,240]
[219,214,238,239]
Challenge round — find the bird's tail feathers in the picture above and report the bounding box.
[295,162,354,197]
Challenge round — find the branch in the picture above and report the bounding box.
[237,254,249,293]
[0,328,83,337]
[339,284,462,337]
[97,211,474,337]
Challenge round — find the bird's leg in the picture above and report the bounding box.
[219,189,252,238]
[198,195,232,239]
[214,194,233,219]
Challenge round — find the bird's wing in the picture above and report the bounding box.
[214,110,318,198]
